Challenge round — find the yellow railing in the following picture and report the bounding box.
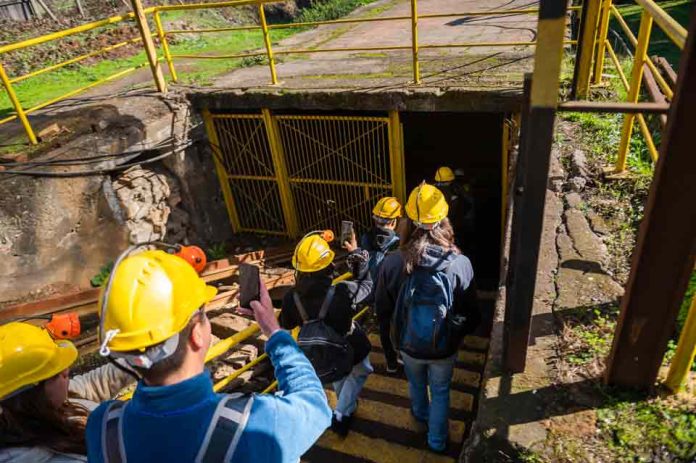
[1,0,580,146]
[587,0,687,172]
[0,8,160,145]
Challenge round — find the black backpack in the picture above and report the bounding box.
[294,287,354,384]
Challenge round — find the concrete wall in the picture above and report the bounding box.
[0,116,230,305]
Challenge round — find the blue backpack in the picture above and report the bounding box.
[392,265,455,358]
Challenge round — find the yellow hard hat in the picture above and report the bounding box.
[0,322,77,400]
[434,166,455,183]
[405,183,449,228]
[99,250,217,353]
[292,234,335,273]
[372,197,402,220]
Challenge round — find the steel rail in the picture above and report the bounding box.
[154,0,282,13]
[0,9,151,55]
[9,38,143,84]
[609,7,674,99]
[633,0,687,48]
[605,41,660,162]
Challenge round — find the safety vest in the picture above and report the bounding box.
[101,394,253,463]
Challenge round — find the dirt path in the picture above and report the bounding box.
[214,0,538,90]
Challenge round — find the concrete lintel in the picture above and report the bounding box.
[185,87,524,114]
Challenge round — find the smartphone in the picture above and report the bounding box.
[340,220,354,245]
[239,263,260,308]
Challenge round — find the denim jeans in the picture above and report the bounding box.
[332,355,373,419]
[401,352,457,451]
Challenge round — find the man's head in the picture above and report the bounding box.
[434,166,455,185]
[372,196,402,230]
[98,249,217,385]
[292,233,335,274]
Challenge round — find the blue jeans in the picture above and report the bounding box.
[332,355,373,419]
[401,352,456,451]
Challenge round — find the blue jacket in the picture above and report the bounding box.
[375,244,480,359]
[86,331,331,463]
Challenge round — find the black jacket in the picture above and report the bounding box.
[281,251,373,365]
[375,244,480,359]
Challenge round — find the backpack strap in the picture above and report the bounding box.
[195,394,254,463]
[318,286,336,321]
[293,287,336,323]
[101,400,128,463]
[293,292,311,324]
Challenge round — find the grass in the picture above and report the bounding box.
[596,394,696,462]
[613,0,693,69]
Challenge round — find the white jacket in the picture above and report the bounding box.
[0,363,134,463]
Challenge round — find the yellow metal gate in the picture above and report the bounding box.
[204,109,405,238]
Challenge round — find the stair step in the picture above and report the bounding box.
[317,428,455,463]
[367,352,481,390]
[362,367,474,412]
[325,390,467,442]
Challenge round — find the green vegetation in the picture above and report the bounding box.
[90,261,114,287]
[565,305,619,367]
[295,0,377,23]
[597,395,696,462]
[613,0,692,68]
[207,243,228,260]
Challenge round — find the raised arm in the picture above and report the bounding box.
[69,362,135,403]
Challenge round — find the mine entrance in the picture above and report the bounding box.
[205,109,508,291]
[401,111,506,291]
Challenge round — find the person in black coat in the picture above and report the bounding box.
[280,231,372,437]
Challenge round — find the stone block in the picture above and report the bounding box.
[209,313,254,339]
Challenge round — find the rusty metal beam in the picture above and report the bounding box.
[0,247,296,322]
[557,101,670,114]
[503,0,568,373]
[605,6,696,389]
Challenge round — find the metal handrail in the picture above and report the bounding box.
[587,0,686,172]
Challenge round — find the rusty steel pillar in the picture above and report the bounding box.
[605,5,696,389]
[503,0,568,373]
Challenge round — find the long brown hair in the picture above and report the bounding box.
[0,382,88,455]
[400,217,459,274]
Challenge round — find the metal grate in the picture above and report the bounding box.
[276,115,393,234]
[205,110,404,238]
[213,115,286,234]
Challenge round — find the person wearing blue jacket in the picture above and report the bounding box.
[359,196,402,372]
[85,248,331,463]
[375,183,479,454]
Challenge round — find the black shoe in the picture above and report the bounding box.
[386,358,400,373]
[331,413,354,437]
[427,442,449,455]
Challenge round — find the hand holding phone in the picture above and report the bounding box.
[341,220,356,251]
[239,263,260,308]
[237,277,280,338]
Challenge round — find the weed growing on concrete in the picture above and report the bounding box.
[207,243,227,260]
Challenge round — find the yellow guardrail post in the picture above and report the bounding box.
[573,0,601,98]
[129,0,167,93]
[258,3,279,85]
[262,108,300,238]
[387,110,406,203]
[665,294,696,393]
[0,63,37,145]
[410,0,420,84]
[616,10,652,172]
[592,0,612,85]
[203,108,243,233]
[154,10,177,83]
